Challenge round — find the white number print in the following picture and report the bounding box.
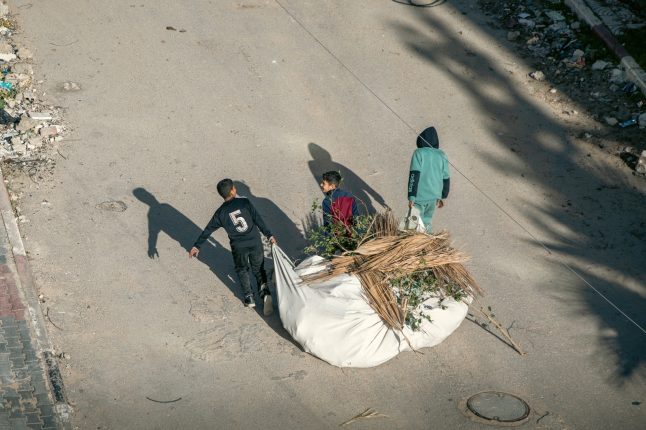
[228,210,249,233]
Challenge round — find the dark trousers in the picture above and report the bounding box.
[231,241,268,298]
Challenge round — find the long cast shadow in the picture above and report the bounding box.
[133,187,238,293]
[132,187,305,350]
[389,2,646,380]
[234,181,306,260]
[307,142,387,214]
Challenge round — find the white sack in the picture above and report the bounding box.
[272,246,469,368]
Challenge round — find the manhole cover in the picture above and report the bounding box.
[466,391,530,423]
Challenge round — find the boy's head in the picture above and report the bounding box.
[416,126,439,149]
[320,171,342,193]
[217,178,237,200]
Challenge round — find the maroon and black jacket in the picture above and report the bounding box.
[322,188,359,228]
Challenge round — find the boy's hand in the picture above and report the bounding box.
[408,200,414,209]
[269,236,277,245]
[436,199,445,208]
[189,247,200,258]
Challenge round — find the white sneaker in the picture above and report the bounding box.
[244,294,256,308]
[263,294,273,316]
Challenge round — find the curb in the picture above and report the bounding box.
[0,167,72,429]
[564,0,646,96]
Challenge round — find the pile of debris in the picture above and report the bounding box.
[0,3,64,162]
[479,0,646,174]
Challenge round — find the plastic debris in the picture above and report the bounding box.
[618,117,638,128]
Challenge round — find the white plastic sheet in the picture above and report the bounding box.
[272,246,469,368]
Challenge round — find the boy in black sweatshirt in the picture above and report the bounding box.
[189,179,276,315]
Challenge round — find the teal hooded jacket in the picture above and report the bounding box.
[408,127,450,203]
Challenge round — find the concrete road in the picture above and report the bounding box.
[11,0,646,428]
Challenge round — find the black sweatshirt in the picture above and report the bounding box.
[193,197,272,249]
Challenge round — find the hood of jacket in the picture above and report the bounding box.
[416,126,439,149]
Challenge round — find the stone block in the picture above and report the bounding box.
[25,412,42,425]
[38,126,60,138]
[37,404,54,418]
[0,52,16,62]
[27,112,52,121]
[8,417,29,430]
[16,48,33,60]
[41,416,57,428]
[34,393,50,406]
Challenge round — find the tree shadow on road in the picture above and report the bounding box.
[307,142,388,214]
[389,1,646,380]
[579,270,645,383]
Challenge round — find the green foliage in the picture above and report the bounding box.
[304,202,466,332]
[304,198,373,259]
[391,270,465,331]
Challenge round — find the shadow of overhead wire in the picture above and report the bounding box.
[465,315,523,355]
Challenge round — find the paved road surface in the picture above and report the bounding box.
[11,0,646,428]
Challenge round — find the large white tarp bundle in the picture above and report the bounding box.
[272,246,469,368]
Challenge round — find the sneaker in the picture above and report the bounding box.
[263,294,273,316]
[244,294,255,308]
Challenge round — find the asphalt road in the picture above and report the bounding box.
[11,0,646,428]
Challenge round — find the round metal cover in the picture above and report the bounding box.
[466,391,530,423]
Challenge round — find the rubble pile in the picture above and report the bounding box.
[478,0,646,175]
[0,3,63,164]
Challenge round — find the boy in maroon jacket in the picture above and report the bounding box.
[319,171,359,230]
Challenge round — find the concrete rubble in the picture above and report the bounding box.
[604,116,618,126]
[591,59,609,70]
[638,112,646,128]
[529,70,546,81]
[478,0,645,175]
[636,150,646,174]
[0,4,64,162]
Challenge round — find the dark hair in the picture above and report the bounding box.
[321,171,342,186]
[217,178,234,198]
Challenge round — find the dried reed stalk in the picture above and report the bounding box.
[306,233,481,297]
[372,210,399,238]
[357,272,404,330]
[339,408,389,427]
[304,212,482,331]
[471,298,526,355]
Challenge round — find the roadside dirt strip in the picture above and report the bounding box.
[0,168,71,430]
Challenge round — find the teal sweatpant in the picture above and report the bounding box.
[414,201,436,233]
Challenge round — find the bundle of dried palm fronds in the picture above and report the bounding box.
[304,211,482,331]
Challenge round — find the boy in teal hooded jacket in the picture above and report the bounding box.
[407,126,450,232]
